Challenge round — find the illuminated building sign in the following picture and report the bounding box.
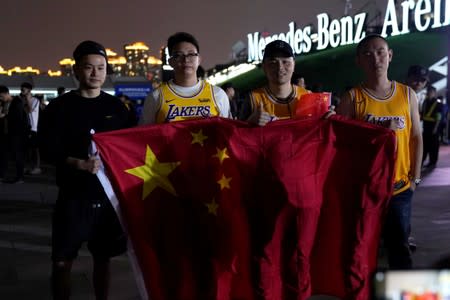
[247,0,450,62]
[382,0,450,36]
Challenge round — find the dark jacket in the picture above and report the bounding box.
[7,96,30,136]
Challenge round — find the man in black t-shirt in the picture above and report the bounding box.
[0,85,29,183]
[39,40,129,300]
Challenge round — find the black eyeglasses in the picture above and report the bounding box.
[170,53,199,61]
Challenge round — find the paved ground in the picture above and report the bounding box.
[0,145,449,299]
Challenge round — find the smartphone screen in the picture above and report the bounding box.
[373,270,450,300]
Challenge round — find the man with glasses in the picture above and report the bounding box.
[140,32,230,124]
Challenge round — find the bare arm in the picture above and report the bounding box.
[408,90,423,189]
[336,91,355,118]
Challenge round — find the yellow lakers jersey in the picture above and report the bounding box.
[250,85,310,120]
[155,81,220,123]
[350,81,412,194]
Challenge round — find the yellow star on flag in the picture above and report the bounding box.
[205,198,219,216]
[125,145,180,200]
[217,174,232,190]
[213,147,230,164]
[191,129,208,146]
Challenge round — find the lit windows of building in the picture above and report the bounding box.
[147,56,163,83]
[0,66,8,76]
[106,48,127,77]
[124,42,150,77]
[48,70,62,77]
[8,66,40,76]
[59,58,75,76]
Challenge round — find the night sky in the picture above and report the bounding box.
[1,0,381,71]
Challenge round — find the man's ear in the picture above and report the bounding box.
[388,49,393,63]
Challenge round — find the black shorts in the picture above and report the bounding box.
[52,187,127,261]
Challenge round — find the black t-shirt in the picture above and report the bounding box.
[40,90,130,192]
[7,96,30,136]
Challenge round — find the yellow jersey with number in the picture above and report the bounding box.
[250,85,310,121]
[350,81,412,194]
[155,81,220,123]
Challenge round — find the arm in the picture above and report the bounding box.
[335,91,355,118]
[247,102,272,126]
[66,156,100,174]
[213,86,231,118]
[432,106,442,135]
[139,90,160,125]
[27,97,39,113]
[241,91,272,126]
[408,90,423,190]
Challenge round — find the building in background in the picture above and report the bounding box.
[107,48,127,77]
[124,42,150,77]
[59,58,74,76]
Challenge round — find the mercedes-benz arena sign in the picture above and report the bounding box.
[247,0,450,62]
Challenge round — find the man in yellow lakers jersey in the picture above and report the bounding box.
[240,40,310,126]
[337,34,423,269]
[140,32,230,124]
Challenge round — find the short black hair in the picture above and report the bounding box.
[221,82,233,90]
[427,85,437,93]
[167,32,200,56]
[291,73,304,84]
[21,82,33,90]
[0,85,10,94]
[356,34,388,55]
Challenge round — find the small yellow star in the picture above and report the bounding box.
[213,147,230,164]
[205,198,219,216]
[217,174,232,190]
[191,129,208,146]
[125,145,180,200]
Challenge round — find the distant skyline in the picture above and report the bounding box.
[0,0,382,71]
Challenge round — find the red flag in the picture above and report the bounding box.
[294,92,331,119]
[93,116,396,300]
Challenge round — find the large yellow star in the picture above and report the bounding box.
[125,145,180,200]
[213,147,230,164]
[191,129,208,146]
[217,174,232,190]
[205,198,219,216]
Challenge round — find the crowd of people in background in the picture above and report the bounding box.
[0,83,44,183]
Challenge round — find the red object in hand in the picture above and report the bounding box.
[295,92,331,119]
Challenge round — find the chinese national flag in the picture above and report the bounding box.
[295,92,331,119]
[93,116,396,300]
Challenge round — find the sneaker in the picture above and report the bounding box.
[30,168,42,175]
